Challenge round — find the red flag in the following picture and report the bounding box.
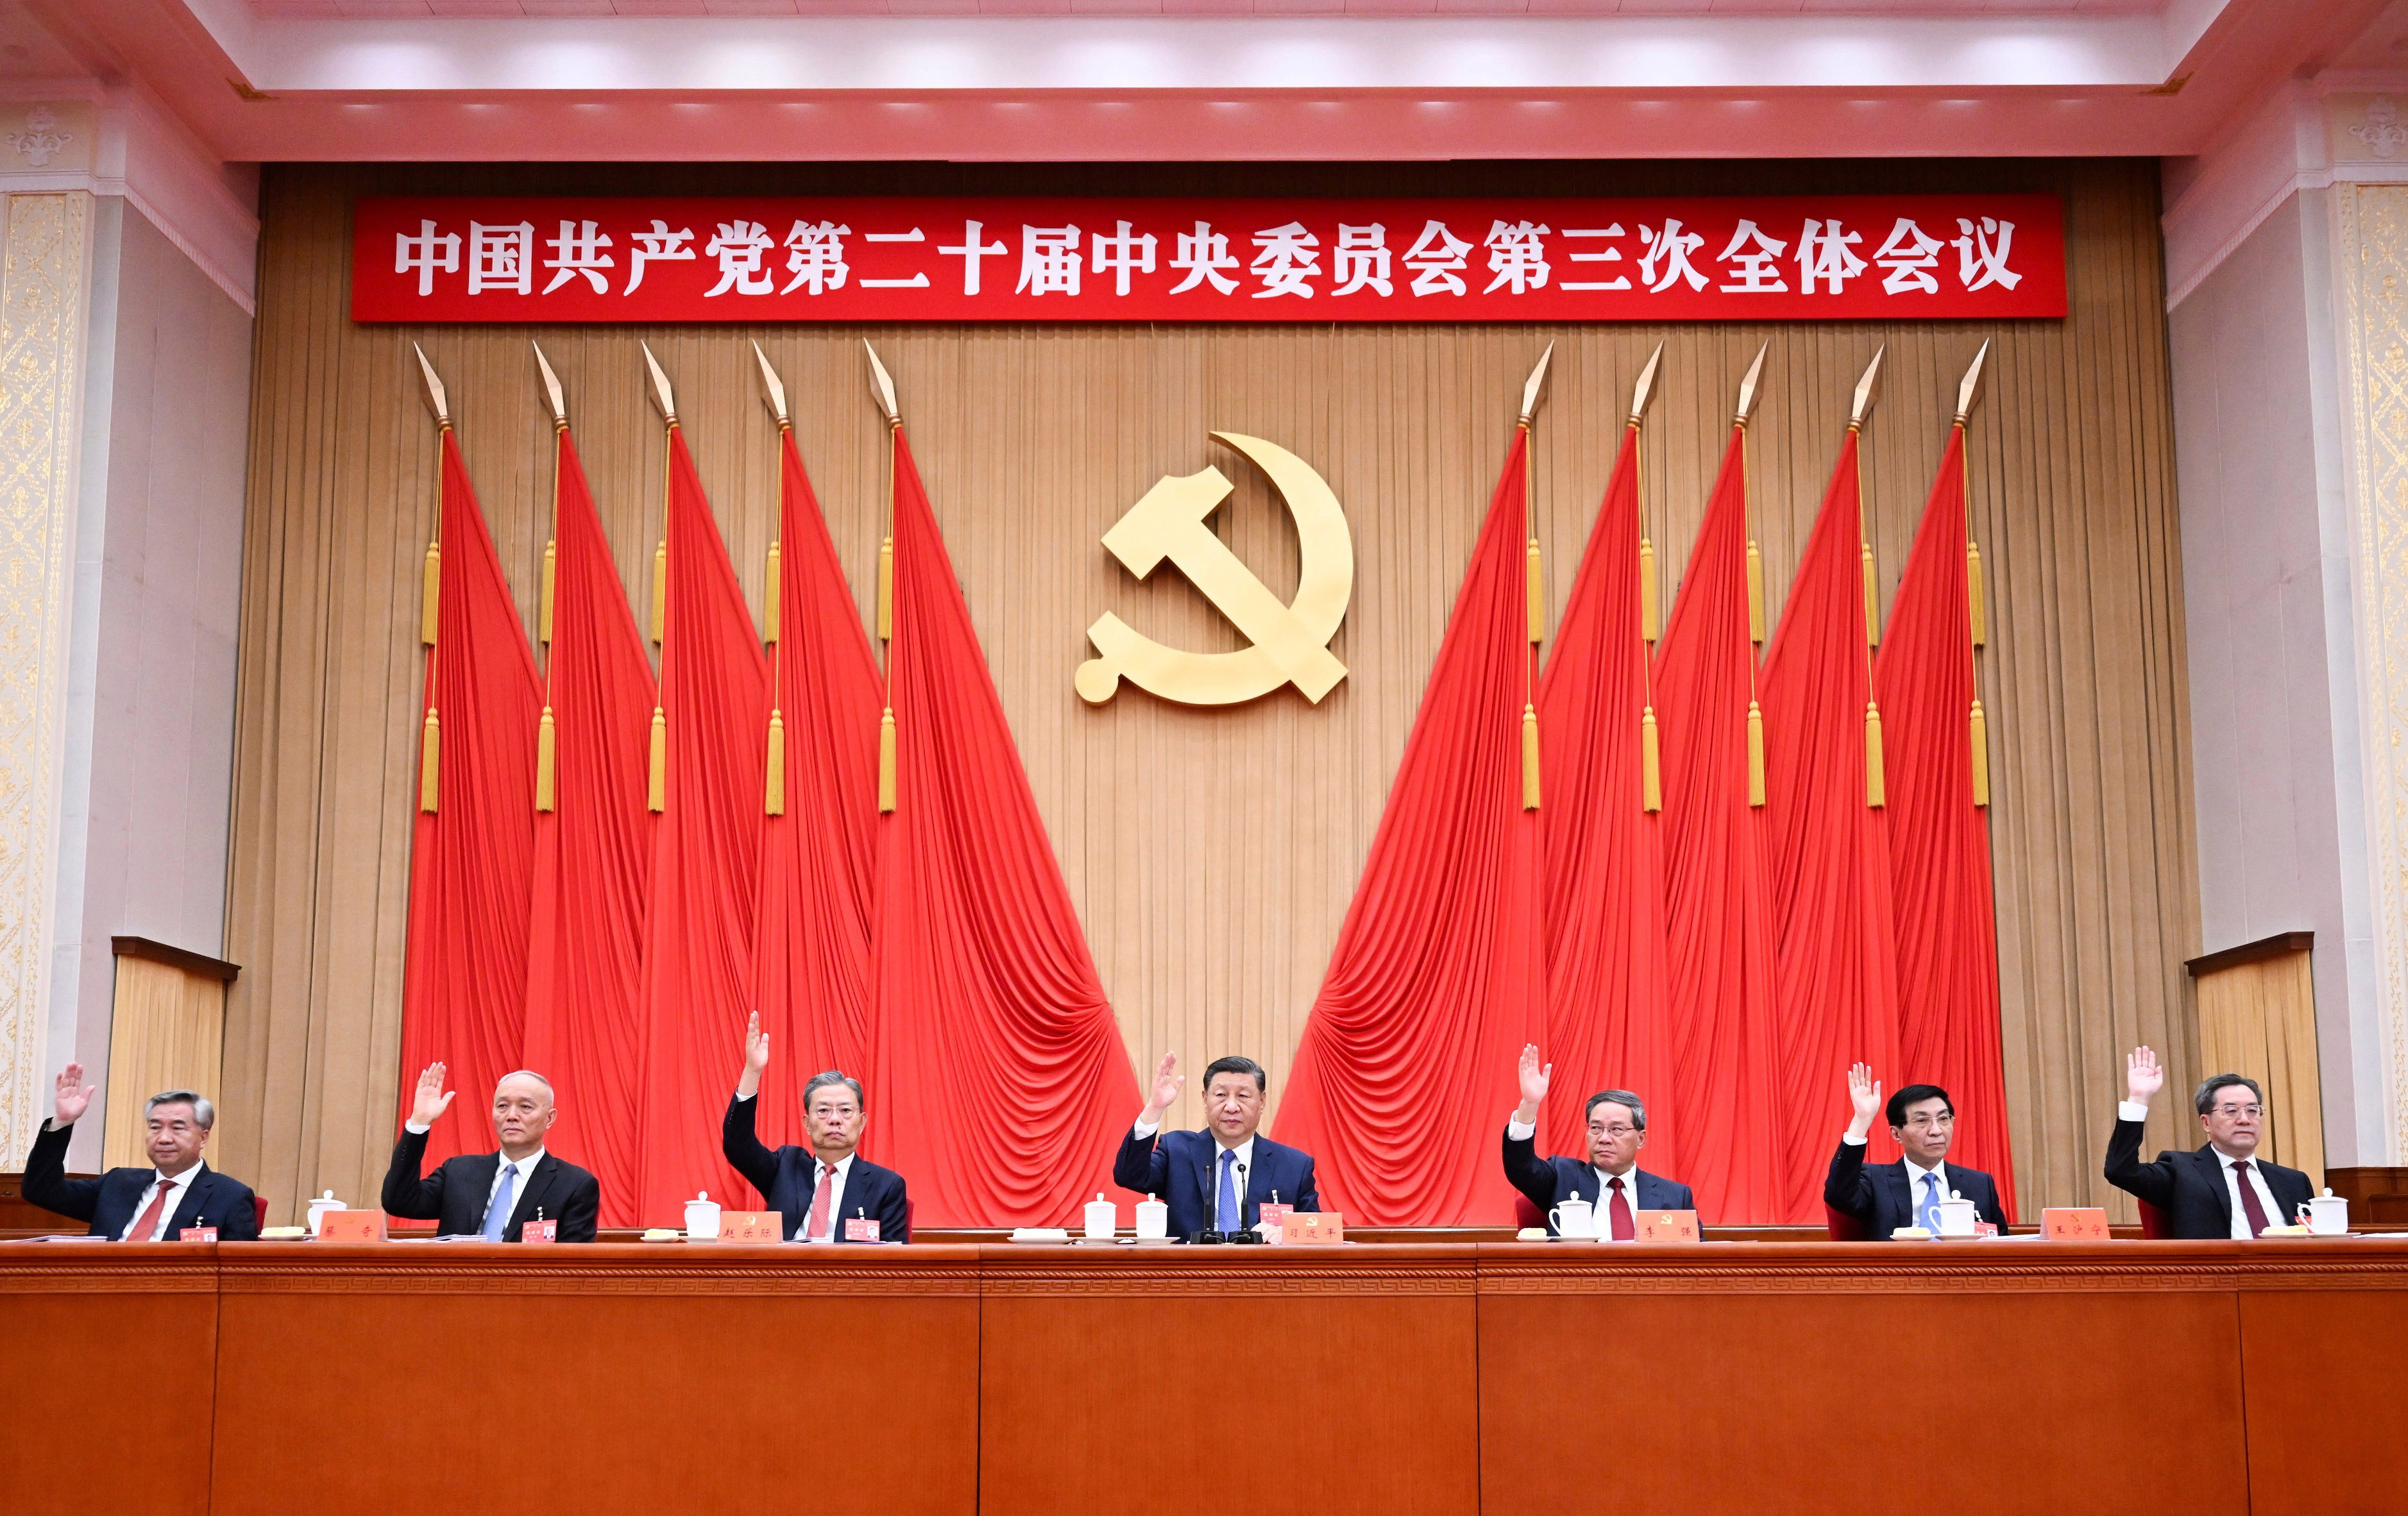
[1651,423,1783,1223]
[1275,428,1545,1225]
[398,429,543,1165]
[634,428,771,1226]
[521,425,656,1229]
[1759,426,1902,1221]
[1875,424,2015,1216]
[866,425,1139,1226]
[1536,421,1677,1172]
[751,426,883,1145]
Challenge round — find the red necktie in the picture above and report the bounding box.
[1607,1176,1636,1241]
[806,1162,836,1241]
[125,1177,174,1243]
[2231,1160,2271,1237]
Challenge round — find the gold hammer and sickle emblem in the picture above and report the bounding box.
[1075,433,1353,707]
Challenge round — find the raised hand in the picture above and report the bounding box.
[2126,1046,2165,1106]
[53,1063,96,1128]
[736,1012,771,1099]
[409,1063,456,1129]
[1845,1062,1883,1138]
[1142,1052,1183,1124]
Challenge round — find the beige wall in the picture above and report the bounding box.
[223,161,2196,1222]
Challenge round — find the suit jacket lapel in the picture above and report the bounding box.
[512,1154,560,1227]
[466,1153,502,1233]
[1884,1163,1913,1225]
[167,1168,213,1235]
[2192,1147,2234,1225]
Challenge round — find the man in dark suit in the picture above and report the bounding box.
[723,1012,909,1242]
[382,1063,600,1241]
[22,1063,259,1240]
[1114,1052,1319,1238]
[2105,1045,2312,1239]
[1824,1063,2010,1238]
[1502,1045,1695,1238]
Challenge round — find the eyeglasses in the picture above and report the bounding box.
[1588,1125,1640,1140]
[2210,1104,2263,1118]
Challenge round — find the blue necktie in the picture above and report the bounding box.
[482,1161,519,1241]
[1918,1172,1942,1233]
[1216,1150,1239,1232]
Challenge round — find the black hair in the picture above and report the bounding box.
[1203,1056,1268,1093]
[1886,1083,1953,1129]
[2194,1074,2263,1117]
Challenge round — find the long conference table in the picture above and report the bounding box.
[8,1236,2405,1516]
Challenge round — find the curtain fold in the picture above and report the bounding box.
[866,426,1139,1226]
[1536,421,1677,1172]
[521,426,656,1229]
[1759,426,1902,1220]
[751,427,883,1147]
[1273,429,1544,1225]
[397,429,543,1166]
[1651,423,1783,1223]
[1876,425,2017,1217]
[634,426,771,1226]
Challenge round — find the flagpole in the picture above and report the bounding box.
[865,341,901,814]
[1851,346,1886,810]
[1734,344,1768,808]
[1518,342,1553,813]
[641,342,677,813]
[412,344,449,813]
[1631,344,1663,813]
[532,343,570,813]
[1954,341,1992,807]
[754,342,790,818]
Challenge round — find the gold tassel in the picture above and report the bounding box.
[878,707,897,813]
[1639,537,1659,643]
[647,705,666,812]
[535,706,556,813]
[651,541,667,643]
[764,711,786,816]
[1746,539,1765,644]
[1861,543,1879,647]
[1641,705,1662,813]
[1747,700,1766,807]
[1525,541,1544,644]
[877,537,894,642]
[1865,700,1886,809]
[421,541,440,646]
[764,542,781,644]
[1967,541,1987,647]
[539,540,556,646]
[1970,698,1990,807]
[419,709,440,813]
[1521,703,1541,810]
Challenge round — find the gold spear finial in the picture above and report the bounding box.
[1954,339,1990,425]
[1518,341,1554,425]
[532,342,567,428]
[863,340,899,425]
[1850,345,1885,428]
[1629,342,1664,426]
[1734,342,1769,425]
[752,341,790,428]
[412,342,449,427]
[640,340,677,426]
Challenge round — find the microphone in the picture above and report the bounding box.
[1228,1162,1260,1243]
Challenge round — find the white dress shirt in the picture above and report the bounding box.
[119,1165,202,1240]
[1131,1119,1257,1222]
[484,1148,546,1227]
[1504,1118,1640,1239]
[2116,1100,2284,1238]
[1904,1154,1952,1222]
[804,1152,854,1243]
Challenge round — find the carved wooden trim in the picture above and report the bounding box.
[1475,1242,2408,1294]
[216,1244,983,1297]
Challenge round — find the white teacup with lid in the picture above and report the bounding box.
[1935,1193,1980,1238]
[307,1190,344,1236]
[1549,1195,1596,1240]
[2298,1188,2349,1236]
[1133,1193,1170,1241]
[684,1192,722,1240]
[1084,1193,1118,1240]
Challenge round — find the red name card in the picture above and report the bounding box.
[2041,1208,2111,1241]
[176,1227,218,1243]
[316,1210,388,1243]
[353,194,2065,325]
[520,1218,558,1245]
[842,1217,882,1243]
[1283,1212,1344,1245]
[712,1211,783,1244]
[1636,1209,1702,1243]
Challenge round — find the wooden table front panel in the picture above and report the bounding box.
[978,1245,1480,1516]
[0,1245,220,1516]
[2237,1273,2408,1515]
[1478,1243,2255,1516]
[208,1244,981,1516]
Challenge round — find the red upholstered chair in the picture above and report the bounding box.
[1511,1193,1547,1232]
[253,1195,269,1232]
[1823,1204,1869,1242]
[2136,1198,2170,1239]
[904,1198,915,1240]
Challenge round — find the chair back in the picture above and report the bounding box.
[1823,1204,1869,1242]
[2137,1197,2171,1239]
[1511,1193,1547,1232]
[253,1195,269,1231]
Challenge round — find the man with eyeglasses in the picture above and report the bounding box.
[1502,1045,1696,1238]
[2105,1046,2312,1240]
[1822,1063,2008,1239]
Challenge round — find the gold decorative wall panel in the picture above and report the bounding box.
[225,163,2196,1222]
[0,190,86,1163]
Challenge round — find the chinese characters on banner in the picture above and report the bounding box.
[353,196,2065,323]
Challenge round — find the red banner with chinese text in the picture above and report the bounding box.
[353,196,2064,323]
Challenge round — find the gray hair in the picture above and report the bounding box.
[2194,1074,2264,1117]
[146,1091,215,1129]
[493,1070,555,1100]
[803,1070,865,1109]
[1584,1090,1647,1131]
